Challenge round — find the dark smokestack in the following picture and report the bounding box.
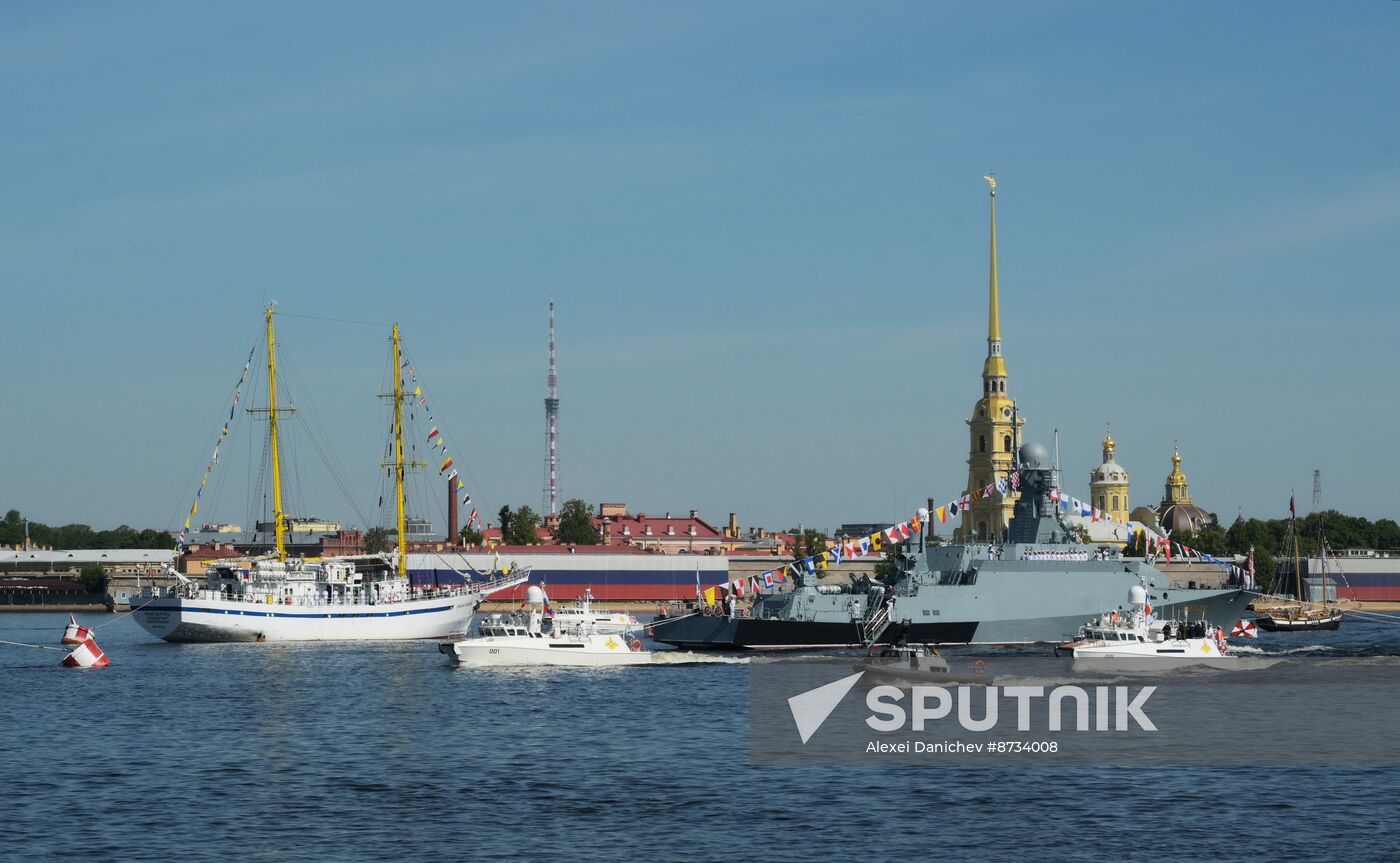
[447,477,459,546]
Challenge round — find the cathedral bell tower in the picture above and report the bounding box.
[957,175,1024,542]
[1089,424,1130,524]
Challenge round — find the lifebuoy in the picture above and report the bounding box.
[659,604,670,616]
[629,638,643,653]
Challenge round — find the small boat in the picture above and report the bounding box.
[854,643,964,685]
[1252,494,1346,633]
[1059,585,1258,670]
[1252,602,1344,632]
[543,587,639,636]
[440,586,653,667]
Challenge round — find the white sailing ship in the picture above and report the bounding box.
[132,307,525,643]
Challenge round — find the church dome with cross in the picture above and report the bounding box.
[1155,443,1216,535]
[1088,425,1130,524]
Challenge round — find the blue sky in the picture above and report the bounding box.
[2,2,1397,536]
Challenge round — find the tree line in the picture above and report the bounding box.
[2,509,174,550]
[484,500,601,546]
[1121,509,1400,592]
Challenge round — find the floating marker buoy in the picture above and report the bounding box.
[1231,620,1259,639]
[61,636,110,668]
[61,614,94,645]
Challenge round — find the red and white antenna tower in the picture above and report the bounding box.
[543,298,560,517]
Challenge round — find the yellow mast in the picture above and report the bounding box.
[392,323,407,577]
[265,305,287,563]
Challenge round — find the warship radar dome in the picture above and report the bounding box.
[1019,442,1050,470]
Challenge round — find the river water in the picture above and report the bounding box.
[4,611,1399,862]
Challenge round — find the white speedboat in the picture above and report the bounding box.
[440,586,653,667]
[1059,585,1258,670]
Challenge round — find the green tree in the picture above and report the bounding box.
[555,499,601,545]
[78,563,107,594]
[507,505,542,545]
[1375,519,1400,550]
[459,526,484,546]
[1187,524,1229,555]
[1253,548,1278,593]
[875,553,901,581]
[1,509,20,544]
[497,505,513,539]
[138,528,176,548]
[364,526,391,554]
[790,529,828,562]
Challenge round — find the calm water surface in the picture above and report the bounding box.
[4,612,1399,862]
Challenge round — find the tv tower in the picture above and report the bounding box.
[543,299,560,517]
[1313,469,1323,513]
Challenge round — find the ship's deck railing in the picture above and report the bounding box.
[165,580,516,607]
[861,605,890,645]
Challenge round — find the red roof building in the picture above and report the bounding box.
[596,507,725,554]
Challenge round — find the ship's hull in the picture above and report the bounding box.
[439,637,651,667]
[652,587,1251,650]
[131,593,480,643]
[651,615,979,650]
[1254,612,1343,632]
[651,616,865,650]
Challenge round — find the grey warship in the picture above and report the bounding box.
[651,444,1251,649]
[652,177,1250,649]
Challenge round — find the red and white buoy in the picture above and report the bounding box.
[61,635,110,668]
[61,614,95,645]
[1231,619,1259,639]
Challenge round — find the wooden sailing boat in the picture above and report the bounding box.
[131,306,526,642]
[1253,494,1344,632]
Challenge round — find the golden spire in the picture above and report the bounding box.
[982,174,1006,381]
[1165,440,1190,502]
[985,173,1000,344]
[1102,423,1116,462]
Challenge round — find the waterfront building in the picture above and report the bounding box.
[254,516,342,533]
[836,523,890,541]
[956,176,1024,542]
[0,548,176,577]
[1088,426,1131,524]
[597,506,726,554]
[177,527,366,559]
